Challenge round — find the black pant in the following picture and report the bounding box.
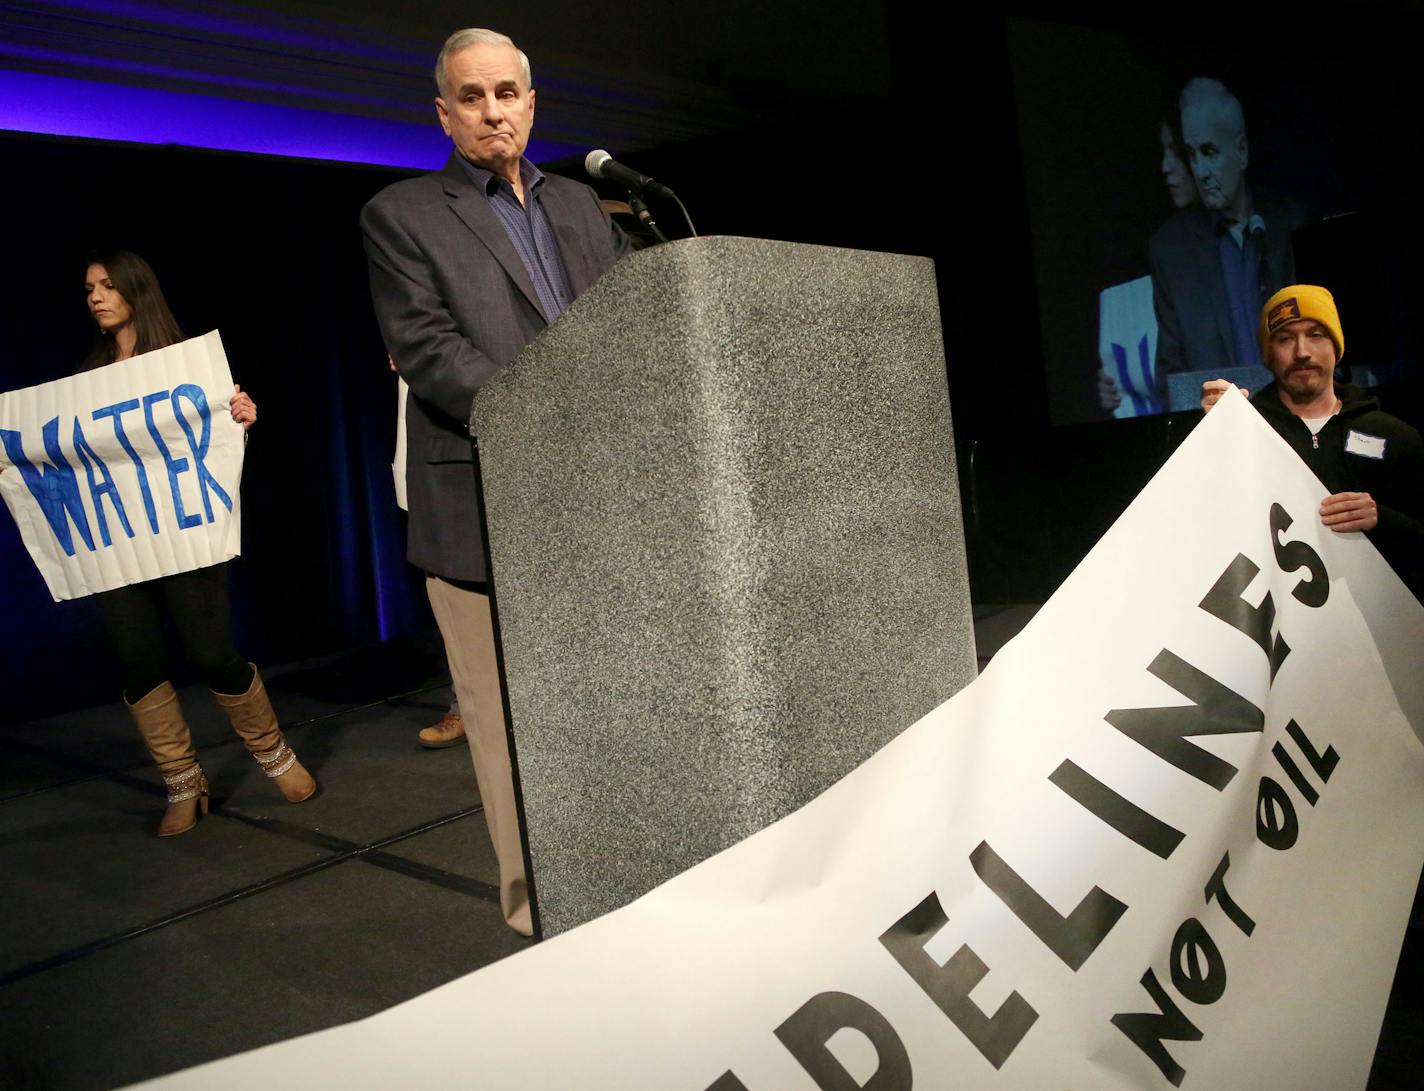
[98,563,253,702]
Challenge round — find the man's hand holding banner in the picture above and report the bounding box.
[0,331,244,601]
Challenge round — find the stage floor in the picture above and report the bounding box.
[0,636,528,1089]
[1,619,1419,1088]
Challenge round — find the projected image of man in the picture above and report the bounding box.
[1181,82,1248,220]
[1150,78,1308,390]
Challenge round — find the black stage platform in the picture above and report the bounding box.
[0,636,527,1089]
[1,616,1419,1088]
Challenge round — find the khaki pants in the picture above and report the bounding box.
[425,576,531,936]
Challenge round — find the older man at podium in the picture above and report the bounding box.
[361,26,627,935]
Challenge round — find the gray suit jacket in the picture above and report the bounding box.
[362,153,628,582]
[1150,188,1309,380]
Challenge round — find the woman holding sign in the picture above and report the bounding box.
[83,250,318,835]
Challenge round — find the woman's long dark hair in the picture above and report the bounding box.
[83,249,185,367]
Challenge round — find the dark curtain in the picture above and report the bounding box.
[0,133,431,723]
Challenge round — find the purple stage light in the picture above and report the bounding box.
[0,69,583,168]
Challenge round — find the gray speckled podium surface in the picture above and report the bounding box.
[470,236,975,936]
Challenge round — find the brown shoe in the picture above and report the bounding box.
[418,711,466,749]
[158,766,210,836]
[213,665,318,803]
[126,681,209,836]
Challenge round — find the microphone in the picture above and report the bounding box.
[585,149,675,198]
[1247,212,1270,303]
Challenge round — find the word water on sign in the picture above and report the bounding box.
[0,384,232,557]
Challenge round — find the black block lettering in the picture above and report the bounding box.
[1169,918,1227,1005]
[1111,969,1202,1087]
[1272,741,1319,806]
[879,891,1037,1070]
[706,1074,752,1091]
[1286,719,1339,783]
[1270,503,1329,607]
[1105,650,1264,790]
[774,991,912,1091]
[1203,852,1255,937]
[1049,759,1185,860]
[1256,776,1299,850]
[1199,553,1290,679]
[970,841,1127,971]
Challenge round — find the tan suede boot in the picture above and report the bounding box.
[127,682,209,836]
[212,665,317,803]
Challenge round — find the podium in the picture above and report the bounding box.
[470,237,976,935]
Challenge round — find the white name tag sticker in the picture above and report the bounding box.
[1346,429,1387,459]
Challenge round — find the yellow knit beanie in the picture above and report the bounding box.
[1260,284,1344,361]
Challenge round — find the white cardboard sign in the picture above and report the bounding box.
[0,331,244,600]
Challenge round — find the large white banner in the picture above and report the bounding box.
[0,331,244,601]
[138,391,1424,1090]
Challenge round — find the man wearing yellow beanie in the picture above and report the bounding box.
[1201,285,1424,597]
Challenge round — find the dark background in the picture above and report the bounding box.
[3,4,1422,722]
[1009,16,1424,424]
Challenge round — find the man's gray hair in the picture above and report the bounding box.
[435,28,532,98]
[1179,77,1246,138]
